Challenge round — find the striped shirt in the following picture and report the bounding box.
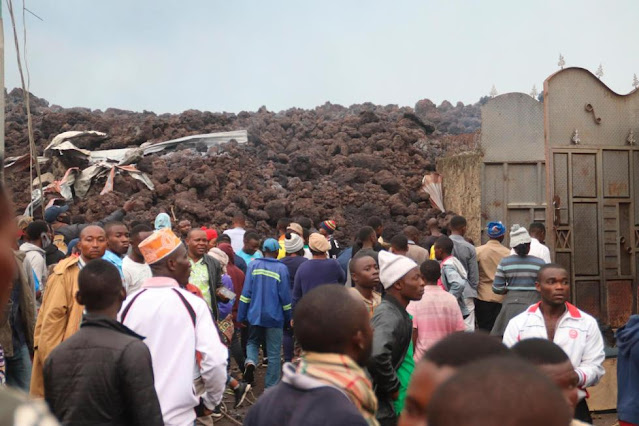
[492,255,545,294]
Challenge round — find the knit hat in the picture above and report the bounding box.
[286,222,303,236]
[208,247,229,272]
[284,233,304,253]
[378,250,418,289]
[509,224,531,248]
[262,238,280,253]
[487,221,506,238]
[320,220,337,233]
[139,228,183,264]
[309,233,330,253]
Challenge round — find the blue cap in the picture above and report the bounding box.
[262,238,280,252]
[66,238,79,256]
[44,205,69,223]
[487,221,506,238]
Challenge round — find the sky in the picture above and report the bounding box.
[3,0,639,114]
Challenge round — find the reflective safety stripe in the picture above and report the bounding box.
[282,304,292,311]
[240,295,251,303]
[251,269,281,281]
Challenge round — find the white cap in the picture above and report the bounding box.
[378,250,418,289]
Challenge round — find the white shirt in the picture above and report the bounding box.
[223,227,246,253]
[122,256,152,295]
[119,277,228,426]
[503,302,605,388]
[510,237,551,263]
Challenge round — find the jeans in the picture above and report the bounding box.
[5,344,31,392]
[246,325,283,388]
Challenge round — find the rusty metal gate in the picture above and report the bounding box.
[551,148,637,327]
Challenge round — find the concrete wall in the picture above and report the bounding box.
[480,93,545,162]
[437,153,482,244]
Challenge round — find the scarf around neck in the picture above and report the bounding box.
[298,352,379,426]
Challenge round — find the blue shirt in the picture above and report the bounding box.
[102,250,124,278]
[292,259,346,307]
[237,249,263,265]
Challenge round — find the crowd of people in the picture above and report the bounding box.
[0,183,638,426]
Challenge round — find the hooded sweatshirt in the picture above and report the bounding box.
[440,256,469,317]
[617,315,639,424]
[20,242,47,290]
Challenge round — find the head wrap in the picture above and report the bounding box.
[154,213,172,231]
[201,227,218,242]
[378,250,418,289]
[262,238,280,253]
[309,233,330,253]
[208,247,229,273]
[139,228,183,264]
[509,224,531,248]
[487,221,506,239]
[217,243,236,265]
[320,220,337,233]
[286,222,303,236]
[284,233,304,253]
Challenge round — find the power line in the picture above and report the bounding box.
[24,7,42,21]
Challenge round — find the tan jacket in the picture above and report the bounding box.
[476,240,510,303]
[30,256,83,398]
[406,243,430,266]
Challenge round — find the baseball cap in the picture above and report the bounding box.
[262,238,280,253]
[44,205,69,223]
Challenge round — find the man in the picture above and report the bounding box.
[31,225,108,397]
[223,212,247,254]
[293,233,345,307]
[0,251,36,391]
[217,234,248,274]
[244,285,376,426]
[448,215,478,331]
[276,218,291,259]
[398,332,510,426]
[390,234,409,257]
[103,221,130,275]
[407,260,465,362]
[122,224,153,295]
[475,221,510,332]
[426,358,572,426]
[0,183,60,424]
[279,233,307,362]
[237,231,263,264]
[368,251,425,426]
[513,338,590,426]
[120,228,228,426]
[617,315,639,426]
[46,200,135,245]
[43,259,163,425]
[422,218,442,253]
[319,220,341,259]
[433,236,470,326]
[352,226,382,264]
[177,219,192,242]
[20,220,50,293]
[186,228,223,319]
[403,226,429,265]
[368,216,389,249]
[491,224,545,338]
[503,263,605,423]
[510,222,551,263]
[238,238,292,389]
[350,254,382,317]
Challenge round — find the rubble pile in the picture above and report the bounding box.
[4,88,480,242]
